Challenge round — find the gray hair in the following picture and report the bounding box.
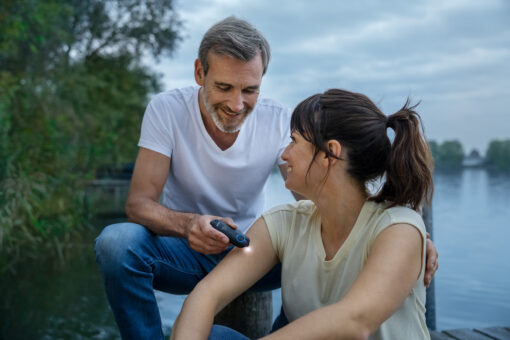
[198,16,271,75]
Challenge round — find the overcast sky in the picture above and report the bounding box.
[155,0,510,153]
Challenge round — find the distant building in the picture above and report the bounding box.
[462,149,486,167]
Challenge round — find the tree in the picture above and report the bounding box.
[486,139,510,171]
[428,140,464,170]
[428,140,439,164]
[439,140,464,169]
[0,0,181,271]
[467,149,481,158]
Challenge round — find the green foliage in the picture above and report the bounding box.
[486,139,510,172]
[428,140,465,170]
[428,140,439,164]
[0,0,181,272]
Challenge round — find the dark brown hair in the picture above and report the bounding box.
[291,89,433,211]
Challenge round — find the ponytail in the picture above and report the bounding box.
[291,89,433,211]
[371,99,434,210]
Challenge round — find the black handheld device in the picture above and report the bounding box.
[210,219,250,248]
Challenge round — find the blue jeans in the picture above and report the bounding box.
[94,222,282,340]
[208,325,251,340]
[207,311,289,340]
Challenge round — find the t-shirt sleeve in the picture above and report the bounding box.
[138,95,174,158]
[276,107,292,165]
[373,207,427,239]
[372,207,428,276]
[262,203,294,260]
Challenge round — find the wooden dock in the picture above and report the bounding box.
[431,326,510,339]
[87,178,130,217]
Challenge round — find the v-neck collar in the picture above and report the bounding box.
[312,201,373,267]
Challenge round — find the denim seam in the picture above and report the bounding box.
[144,256,204,276]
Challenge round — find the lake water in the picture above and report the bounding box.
[432,169,510,329]
[1,168,509,338]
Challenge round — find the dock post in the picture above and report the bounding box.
[214,291,273,338]
[423,203,436,330]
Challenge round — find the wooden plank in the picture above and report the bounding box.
[444,328,494,339]
[430,330,456,339]
[475,327,510,340]
[214,291,273,339]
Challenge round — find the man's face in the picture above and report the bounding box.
[195,52,264,133]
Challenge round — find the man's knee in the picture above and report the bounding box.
[94,222,151,272]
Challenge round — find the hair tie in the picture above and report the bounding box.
[386,116,394,129]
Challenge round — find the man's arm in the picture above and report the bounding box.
[125,147,232,254]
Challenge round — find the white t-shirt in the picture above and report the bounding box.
[138,86,291,232]
[263,200,430,340]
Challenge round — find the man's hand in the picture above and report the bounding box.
[186,215,238,254]
[424,234,439,287]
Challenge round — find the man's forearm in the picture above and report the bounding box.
[125,196,195,237]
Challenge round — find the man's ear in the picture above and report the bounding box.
[194,58,205,86]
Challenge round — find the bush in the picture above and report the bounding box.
[0,0,181,272]
[486,139,510,172]
[428,140,464,170]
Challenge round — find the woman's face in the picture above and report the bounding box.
[281,131,324,196]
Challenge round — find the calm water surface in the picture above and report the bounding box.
[1,168,509,338]
[432,169,510,329]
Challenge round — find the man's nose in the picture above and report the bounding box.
[228,92,244,113]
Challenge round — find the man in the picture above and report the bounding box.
[95,16,438,340]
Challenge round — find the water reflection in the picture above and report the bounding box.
[433,168,510,330]
[0,225,121,339]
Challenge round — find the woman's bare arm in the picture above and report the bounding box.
[170,217,279,340]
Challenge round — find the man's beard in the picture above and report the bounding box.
[202,90,252,133]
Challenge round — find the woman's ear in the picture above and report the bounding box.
[325,140,342,165]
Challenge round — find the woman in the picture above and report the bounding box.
[171,89,434,339]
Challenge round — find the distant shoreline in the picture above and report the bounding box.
[434,165,510,174]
